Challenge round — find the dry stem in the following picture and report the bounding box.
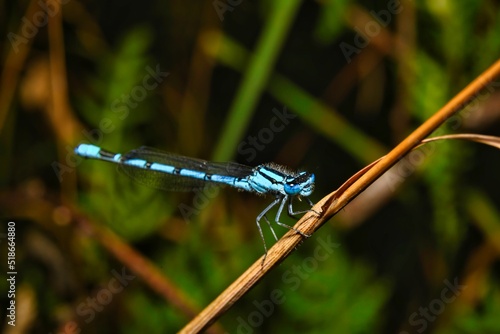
[180,58,500,333]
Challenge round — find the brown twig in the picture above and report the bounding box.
[0,0,38,134]
[180,58,500,333]
[47,0,83,145]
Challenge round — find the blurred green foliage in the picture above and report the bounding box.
[1,0,500,333]
[77,27,173,240]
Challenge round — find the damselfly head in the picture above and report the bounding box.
[284,171,315,197]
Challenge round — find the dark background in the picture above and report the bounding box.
[1,0,500,333]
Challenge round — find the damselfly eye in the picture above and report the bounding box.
[283,171,315,196]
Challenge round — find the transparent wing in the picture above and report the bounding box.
[118,146,255,192]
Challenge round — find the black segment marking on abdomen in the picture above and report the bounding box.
[99,149,116,159]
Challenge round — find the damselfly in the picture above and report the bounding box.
[75,144,316,258]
